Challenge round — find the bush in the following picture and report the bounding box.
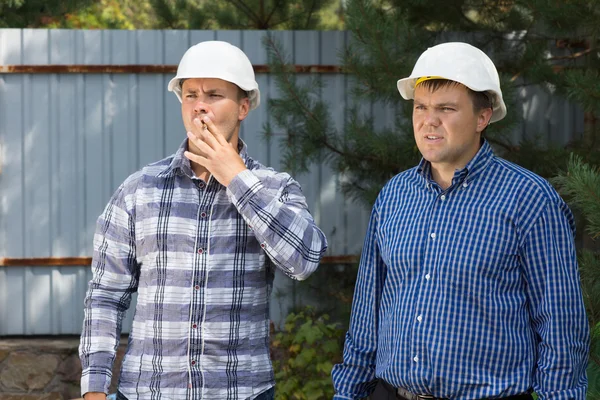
[271,306,345,400]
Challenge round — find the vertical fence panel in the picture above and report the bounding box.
[21,30,54,334]
[319,31,348,256]
[163,31,191,153]
[261,30,295,324]
[137,30,166,167]
[241,31,270,164]
[0,28,584,335]
[0,29,25,335]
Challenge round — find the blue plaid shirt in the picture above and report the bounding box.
[332,141,589,400]
[79,139,327,399]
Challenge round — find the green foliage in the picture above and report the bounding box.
[4,0,345,30]
[553,156,600,394]
[589,321,600,399]
[553,155,600,239]
[264,0,600,205]
[43,0,156,29]
[271,307,345,400]
[147,0,343,30]
[0,0,94,27]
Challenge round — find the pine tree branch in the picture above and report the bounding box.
[485,136,520,152]
[355,0,395,82]
[304,0,320,29]
[549,47,594,61]
[265,35,349,159]
[225,0,261,26]
[264,0,284,27]
[266,35,408,172]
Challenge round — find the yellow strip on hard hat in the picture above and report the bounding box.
[415,76,445,87]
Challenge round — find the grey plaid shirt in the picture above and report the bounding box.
[79,139,328,399]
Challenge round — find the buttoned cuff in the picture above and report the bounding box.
[80,352,114,396]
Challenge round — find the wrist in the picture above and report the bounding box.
[83,392,107,400]
[223,166,248,187]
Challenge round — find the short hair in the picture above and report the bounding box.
[417,79,493,112]
[179,78,248,102]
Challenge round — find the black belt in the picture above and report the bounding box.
[396,386,445,400]
[390,384,533,400]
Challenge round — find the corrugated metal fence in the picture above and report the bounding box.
[0,29,584,335]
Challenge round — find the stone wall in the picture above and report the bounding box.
[0,337,127,400]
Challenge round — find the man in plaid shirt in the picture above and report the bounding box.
[79,40,328,400]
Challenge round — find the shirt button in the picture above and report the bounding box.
[430,233,436,239]
[417,315,423,322]
[462,182,468,188]
[194,285,200,290]
[198,248,204,254]
[191,360,196,365]
[440,195,446,201]
[413,356,419,363]
[260,243,266,249]
[198,182,206,189]
[425,274,431,280]
[192,323,197,329]
[200,211,207,218]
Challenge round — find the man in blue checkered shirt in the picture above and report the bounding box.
[332,42,589,400]
[79,41,328,400]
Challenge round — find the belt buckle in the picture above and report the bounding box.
[396,388,436,400]
[396,387,435,400]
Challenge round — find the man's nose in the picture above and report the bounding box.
[193,99,209,114]
[423,110,440,126]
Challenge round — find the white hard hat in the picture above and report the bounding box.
[397,42,506,123]
[168,41,260,110]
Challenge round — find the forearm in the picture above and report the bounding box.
[79,282,132,395]
[332,206,383,398]
[227,169,327,280]
[521,202,590,398]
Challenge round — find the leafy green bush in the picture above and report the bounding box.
[271,306,345,400]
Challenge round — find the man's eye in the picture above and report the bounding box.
[210,93,222,98]
[442,107,455,111]
[415,105,425,110]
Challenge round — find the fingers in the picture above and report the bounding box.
[187,131,215,155]
[200,116,228,146]
[192,118,219,149]
[184,150,209,166]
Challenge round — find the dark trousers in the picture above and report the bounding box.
[117,387,274,400]
[373,380,534,400]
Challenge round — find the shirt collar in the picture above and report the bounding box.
[416,139,495,184]
[158,137,249,179]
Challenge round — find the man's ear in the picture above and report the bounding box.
[238,98,250,121]
[477,108,493,133]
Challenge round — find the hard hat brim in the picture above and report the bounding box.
[167,76,261,110]
[396,76,507,123]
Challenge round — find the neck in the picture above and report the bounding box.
[430,166,453,190]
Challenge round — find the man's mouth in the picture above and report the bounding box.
[425,135,443,141]
[193,116,208,130]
